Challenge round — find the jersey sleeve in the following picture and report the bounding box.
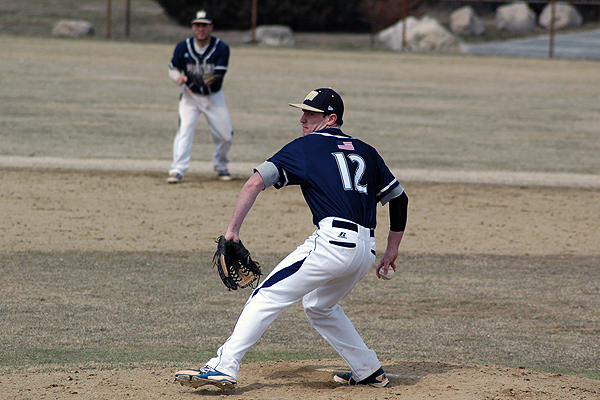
[213,41,230,72]
[254,161,281,188]
[169,40,188,72]
[261,139,306,189]
[375,153,404,205]
[206,40,229,93]
[378,179,404,205]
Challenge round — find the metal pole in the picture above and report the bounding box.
[549,0,556,58]
[125,0,131,38]
[251,0,257,44]
[106,0,111,39]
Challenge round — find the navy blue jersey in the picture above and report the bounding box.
[256,128,404,229]
[170,36,229,95]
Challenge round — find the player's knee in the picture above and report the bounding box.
[303,304,335,320]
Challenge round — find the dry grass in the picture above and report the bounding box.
[1,36,599,174]
[1,251,599,377]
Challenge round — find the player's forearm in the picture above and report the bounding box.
[225,172,266,241]
[168,67,181,81]
[385,230,404,253]
[379,229,403,263]
[376,230,404,275]
[168,68,187,86]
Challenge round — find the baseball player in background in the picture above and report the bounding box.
[167,10,233,183]
[175,88,409,389]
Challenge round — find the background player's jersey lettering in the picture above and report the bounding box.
[170,36,229,95]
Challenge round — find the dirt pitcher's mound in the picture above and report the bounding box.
[3,360,599,400]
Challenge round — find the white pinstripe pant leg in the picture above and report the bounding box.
[170,89,232,175]
[302,221,380,382]
[206,219,380,381]
[203,90,232,172]
[170,90,201,176]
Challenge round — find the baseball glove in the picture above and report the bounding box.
[213,235,262,290]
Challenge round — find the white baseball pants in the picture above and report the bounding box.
[206,217,382,382]
[170,88,232,176]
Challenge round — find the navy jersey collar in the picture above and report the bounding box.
[187,36,217,59]
[312,127,351,138]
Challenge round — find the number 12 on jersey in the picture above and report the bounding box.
[333,152,367,194]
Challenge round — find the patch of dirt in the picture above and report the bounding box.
[2,169,599,255]
[1,168,599,399]
[2,360,599,400]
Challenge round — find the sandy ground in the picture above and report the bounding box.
[1,167,599,399]
[2,360,599,400]
[2,168,599,256]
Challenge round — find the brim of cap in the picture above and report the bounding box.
[289,103,325,113]
[192,19,212,24]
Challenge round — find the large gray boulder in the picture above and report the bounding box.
[377,16,419,51]
[52,20,95,37]
[242,25,295,46]
[495,2,536,33]
[539,2,583,29]
[450,6,485,36]
[406,16,462,52]
[378,16,461,53]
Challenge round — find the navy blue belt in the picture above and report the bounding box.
[332,220,375,237]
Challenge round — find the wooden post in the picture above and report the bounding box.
[549,0,556,58]
[251,0,257,44]
[402,0,408,51]
[370,0,377,48]
[125,0,131,38]
[106,0,111,39]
